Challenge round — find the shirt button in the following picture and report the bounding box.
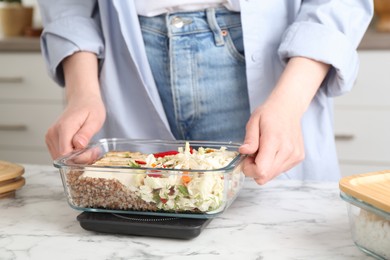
[251,52,262,62]
[171,16,184,28]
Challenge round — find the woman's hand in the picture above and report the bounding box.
[45,93,106,160]
[239,57,330,184]
[239,99,305,185]
[45,51,104,159]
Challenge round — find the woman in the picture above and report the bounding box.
[38,0,373,184]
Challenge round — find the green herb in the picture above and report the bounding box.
[128,161,141,168]
[177,185,189,197]
[152,190,161,203]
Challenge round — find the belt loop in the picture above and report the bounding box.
[206,8,224,46]
[165,13,172,38]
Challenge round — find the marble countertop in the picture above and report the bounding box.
[0,164,373,260]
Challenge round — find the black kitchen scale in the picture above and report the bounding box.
[77,211,213,239]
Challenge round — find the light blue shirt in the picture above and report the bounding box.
[38,0,373,181]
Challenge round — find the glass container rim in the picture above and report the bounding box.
[53,138,244,173]
[340,191,390,220]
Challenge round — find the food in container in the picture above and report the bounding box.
[54,139,245,218]
[339,171,390,259]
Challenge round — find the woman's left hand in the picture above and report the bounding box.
[239,56,330,185]
[238,100,305,185]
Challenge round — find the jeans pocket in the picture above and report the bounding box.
[223,25,245,63]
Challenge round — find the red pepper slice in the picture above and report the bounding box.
[160,198,168,204]
[147,170,162,178]
[148,173,162,178]
[153,150,179,158]
[153,147,194,158]
[135,160,146,165]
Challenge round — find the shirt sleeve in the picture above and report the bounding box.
[38,0,104,86]
[278,0,374,97]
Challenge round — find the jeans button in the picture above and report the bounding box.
[171,16,184,28]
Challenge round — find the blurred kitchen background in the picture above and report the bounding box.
[0,0,389,177]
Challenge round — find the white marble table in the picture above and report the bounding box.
[0,164,372,260]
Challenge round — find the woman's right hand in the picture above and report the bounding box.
[45,51,104,160]
[45,93,106,160]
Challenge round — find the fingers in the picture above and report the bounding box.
[242,133,305,185]
[71,146,102,165]
[45,125,61,160]
[240,105,305,185]
[239,115,260,155]
[45,100,106,160]
[241,135,277,185]
[45,116,82,160]
[72,112,104,150]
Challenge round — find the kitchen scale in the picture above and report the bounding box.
[77,211,213,239]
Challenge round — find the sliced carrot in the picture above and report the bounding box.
[181,175,191,185]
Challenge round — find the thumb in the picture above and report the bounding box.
[72,118,102,149]
[239,117,260,155]
[72,133,90,149]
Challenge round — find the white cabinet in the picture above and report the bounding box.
[0,52,64,164]
[334,50,390,176]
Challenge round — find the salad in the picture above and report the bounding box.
[80,142,240,212]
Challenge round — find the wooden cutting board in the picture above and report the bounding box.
[0,160,25,198]
[339,170,390,213]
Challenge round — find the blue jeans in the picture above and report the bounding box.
[139,8,250,142]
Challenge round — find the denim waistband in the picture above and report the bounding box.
[138,7,241,38]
